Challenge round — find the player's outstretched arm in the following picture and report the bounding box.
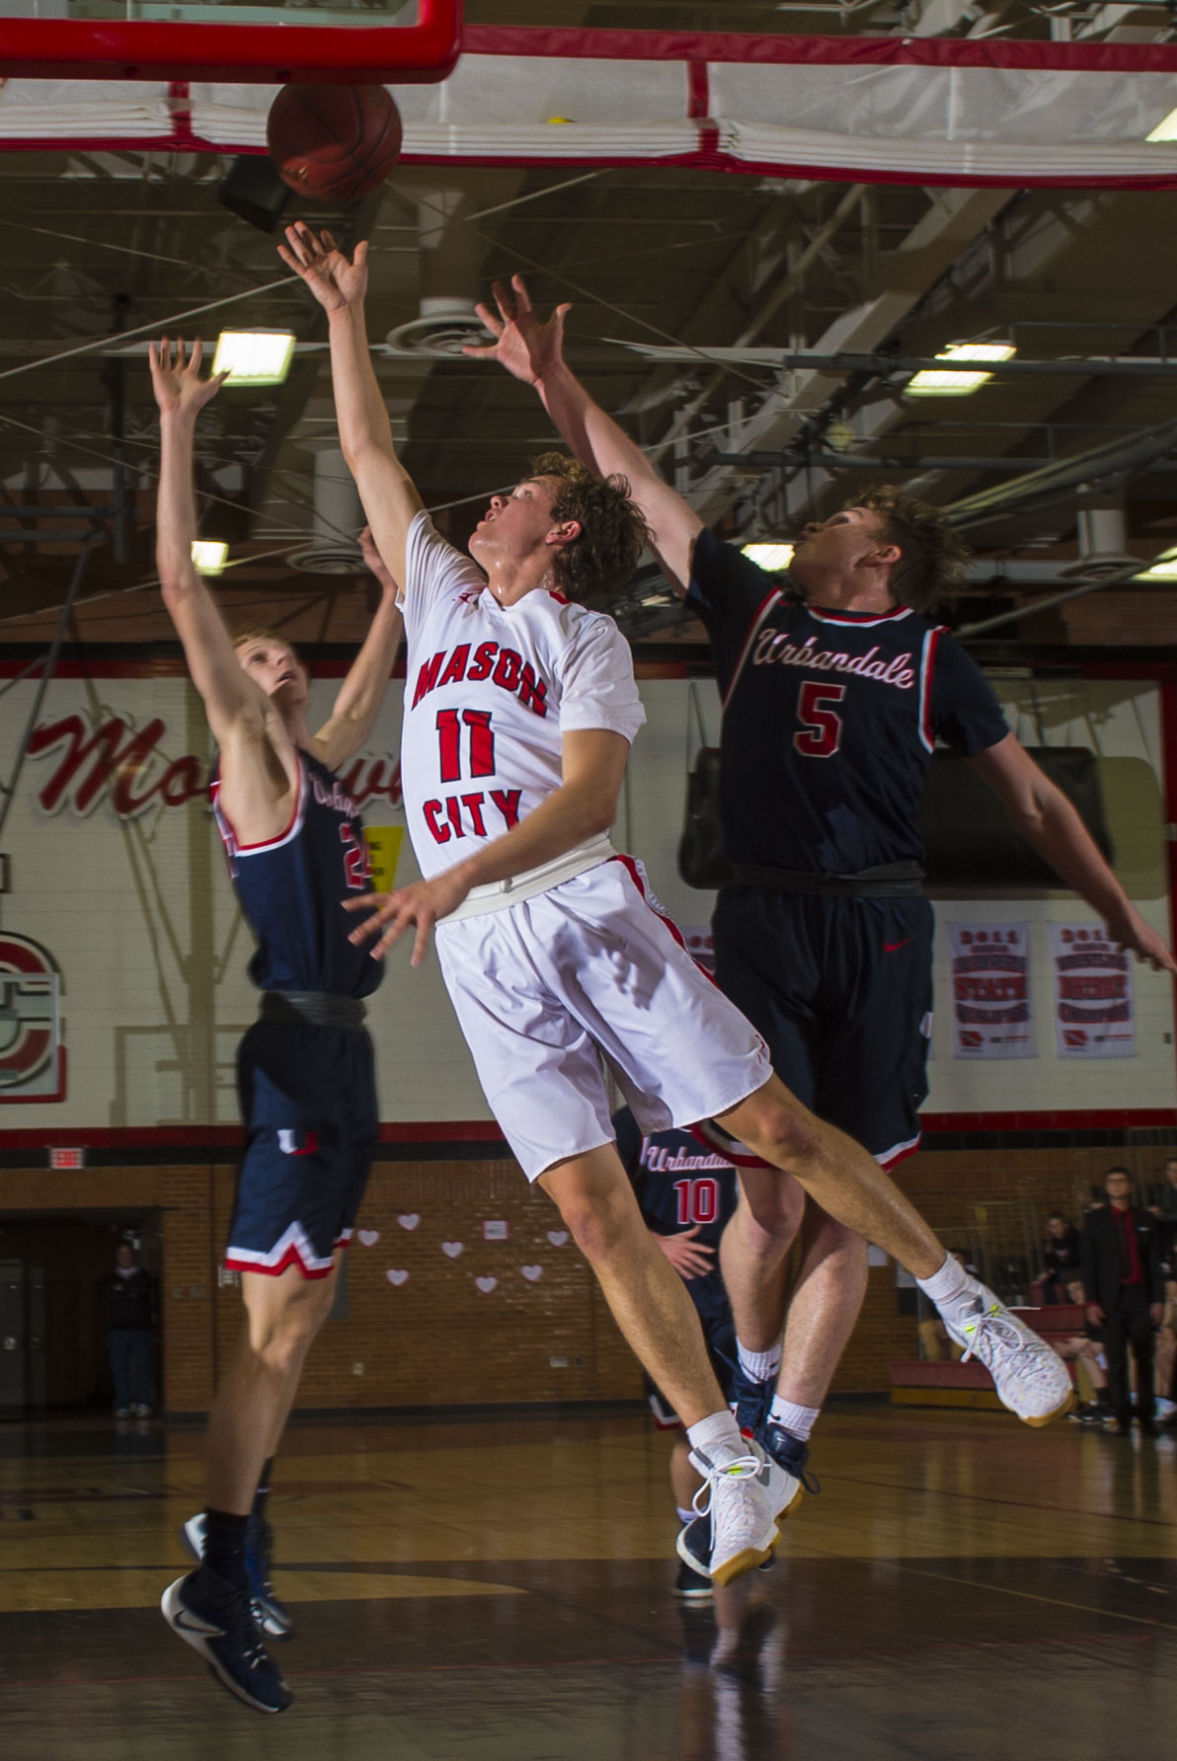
[312,527,404,771]
[343,727,630,967]
[464,274,702,593]
[279,223,423,590]
[150,338,263,745]
[970,731,1177,974]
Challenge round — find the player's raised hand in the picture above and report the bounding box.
[148,337,227,417]
[463,274,571,386]
[279,223,369,314]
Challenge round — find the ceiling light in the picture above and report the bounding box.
[1136,545,1177,580]
[191,540,228,575]
[740,542,795,571]
[212,329,295,386]
[906,341,1016,399]
[1147,107,1177,143]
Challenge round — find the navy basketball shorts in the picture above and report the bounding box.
[712,887,935,1168]
[226,1020,379,1280]
[645,1302,738,1428]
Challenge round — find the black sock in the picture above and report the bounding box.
[203,1509,250,1588]
[252,1458,274,1523]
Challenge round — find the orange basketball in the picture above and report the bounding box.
[266,85,403,205]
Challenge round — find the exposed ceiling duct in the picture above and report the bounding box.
[385,188,488,359]
[287,448,364,576]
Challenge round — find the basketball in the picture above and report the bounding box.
[266,84,403,205]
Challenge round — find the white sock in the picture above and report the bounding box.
[686,1408,745,1465]
[916,1254,972,1317]
[737,1341,782,1383]
[676,1506,695,1527]
[768,1398,819,1442]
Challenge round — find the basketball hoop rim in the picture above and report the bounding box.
[0,3,462,85]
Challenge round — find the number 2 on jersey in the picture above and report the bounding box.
[437,708,495,782]
[339,823,371,890]
[794,682,845,757]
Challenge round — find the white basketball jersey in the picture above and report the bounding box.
[399,513,646,881]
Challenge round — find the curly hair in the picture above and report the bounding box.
[851,487,969,614]
[527,451,651,604]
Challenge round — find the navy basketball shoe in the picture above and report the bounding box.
[161,1568,291,1714]
[182,1511,294,1641]
[730,1363,776,1438]
[757,1423,820,1498]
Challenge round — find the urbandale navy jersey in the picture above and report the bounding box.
[614,1109,738,1319]
[211,749,384,999]
[688,529,1010,875]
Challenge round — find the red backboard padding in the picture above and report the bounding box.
[0,1,461,85]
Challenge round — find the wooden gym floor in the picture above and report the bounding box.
[1,1405,1175,1760]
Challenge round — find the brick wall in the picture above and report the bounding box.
[1,1139,1150,1406]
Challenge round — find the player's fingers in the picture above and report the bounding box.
[491,279,515,322]
[410,918,433,969]
[190,336,203,370]
[473,300,502,337]
[342,889,391,916]
[510,274,532,312]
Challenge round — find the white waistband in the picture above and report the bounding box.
[440,833,615,923]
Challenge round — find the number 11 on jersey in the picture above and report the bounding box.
[436,708,496,782]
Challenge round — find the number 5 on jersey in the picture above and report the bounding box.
[794,682,845,757]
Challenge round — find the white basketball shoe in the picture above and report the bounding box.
[678,1438,800,1586]
[942,1280,1073,1425]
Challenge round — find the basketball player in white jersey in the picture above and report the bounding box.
[279,223,1071,1588]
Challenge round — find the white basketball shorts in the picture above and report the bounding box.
[434,854,773,1180]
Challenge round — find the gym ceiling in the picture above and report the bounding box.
[2,0,1177,661]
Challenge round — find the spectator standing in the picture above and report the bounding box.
[1080,1168,1164,1435]
[106,1242,155,1417]
[1154,1157,1177,1266]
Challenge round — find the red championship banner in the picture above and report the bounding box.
[949,922,1035,1060]
[1050,923,1134,1059]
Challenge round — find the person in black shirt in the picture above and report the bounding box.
[1041,1213,1083,1305]
[106,1243,155,1418]
[470,275,1175,1495]
[1081,1167,1164,1434]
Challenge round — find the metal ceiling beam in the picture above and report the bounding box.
[613,347,1177,380]
[682,186,1014,528]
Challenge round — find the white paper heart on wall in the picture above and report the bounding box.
[546,1230,570,1247]
[441,1241,464,1259]
[397,1213,421,1231]
[520,1265,543,1282]
[385,1269,409,1286]
[357,1230,380,1247]
[474,1276,498,1293]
